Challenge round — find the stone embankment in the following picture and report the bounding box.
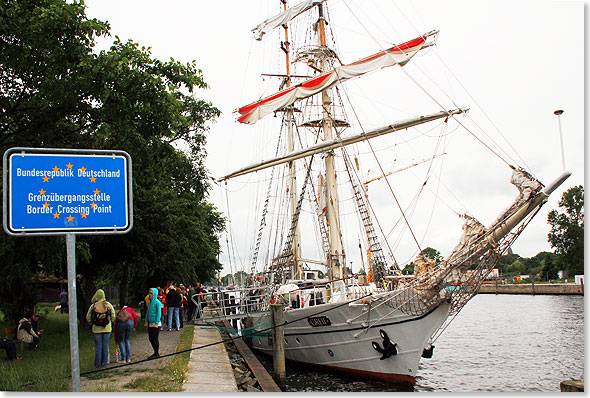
[478,283,583,295]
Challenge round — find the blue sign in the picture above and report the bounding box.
[3,148,132,235]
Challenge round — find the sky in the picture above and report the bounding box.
[84,0,585,277]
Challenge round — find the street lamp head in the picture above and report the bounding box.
[554,110,564,116]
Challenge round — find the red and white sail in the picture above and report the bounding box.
[236,34,434,125]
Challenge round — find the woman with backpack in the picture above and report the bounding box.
[86,289,116,369]
[113,304,138,363]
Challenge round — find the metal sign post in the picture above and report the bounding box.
[3,147,133,392]
[66,233,80,391]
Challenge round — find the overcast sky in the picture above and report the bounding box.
[85,0,585,277]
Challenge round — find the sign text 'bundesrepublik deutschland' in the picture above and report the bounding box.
[4,149,132,235]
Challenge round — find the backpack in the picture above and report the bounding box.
[91,301,111,327]
[116,309,131,323]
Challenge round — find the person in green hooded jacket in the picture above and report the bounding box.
[86,289,116,369]
[145,287,162,359]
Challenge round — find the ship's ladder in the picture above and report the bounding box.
[343,154,397,282]
[272,156,317,283]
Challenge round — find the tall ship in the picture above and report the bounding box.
[213,0,571,384]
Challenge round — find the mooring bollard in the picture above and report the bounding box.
[560,380,584,392]
[271,303,286,390]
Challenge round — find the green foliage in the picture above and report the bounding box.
[0,0,225,320]
[497,251,561,280]
[0,309,95,391]
[420,247,443,264]
[547,185,584,275]
[540,252,561,280]
[402,262,414,275]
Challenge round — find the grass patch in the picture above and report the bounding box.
[0,303,139,392]
[166,324,194,388]
[122,326,194,392]
[0,307,94,391]
[1,304,195,392]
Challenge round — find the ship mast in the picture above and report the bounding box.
[317,3,344,280]
[282,0,302,280]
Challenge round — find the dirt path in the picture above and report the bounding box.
[80,327,183,392]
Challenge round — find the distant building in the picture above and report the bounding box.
[487,269,500,279]
[515,275,531,281]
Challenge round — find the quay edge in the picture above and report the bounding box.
[478,283,583,295]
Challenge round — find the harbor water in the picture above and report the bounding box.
[255,294,584,392]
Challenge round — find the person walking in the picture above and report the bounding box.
[145,288,162,359]
[114,304,138,363]
[59,289,68,313]
[165,285,181,331]
[187,284,196,321]
[158,288,167,330]
[180,287,188,328]
[86,289,116,369]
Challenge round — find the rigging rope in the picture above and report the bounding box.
[341,0,517,171]
[432,48,534,173]
[335,81,424,254]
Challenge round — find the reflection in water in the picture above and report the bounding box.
[255,294,584,392]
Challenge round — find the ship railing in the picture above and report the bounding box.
[346,270,450,331]
[261,277,363,309]
[191,285,274,322]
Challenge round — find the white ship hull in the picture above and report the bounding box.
[245,300,450,384]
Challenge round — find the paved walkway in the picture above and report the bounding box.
[184,325,239,392]
[80,327,182,391]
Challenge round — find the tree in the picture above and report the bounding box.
[402,262,414,275]
[0,0,225,321]
[0,0,110,320]
[547,186,584,276]
[540,252,560,281]
[420,247,443,264]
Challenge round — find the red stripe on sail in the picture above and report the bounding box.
[351,36,426,65]
[301,72,333,88]
[238,86,298,115]
[237,73,332,120]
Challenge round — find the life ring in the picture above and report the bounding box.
[270,295,277,304]
[300,296,304,308]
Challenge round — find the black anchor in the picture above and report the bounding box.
[421,344,435,358]
[372,329,397,360]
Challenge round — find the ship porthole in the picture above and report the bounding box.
[295,338,301,344]
[285,338,288,345]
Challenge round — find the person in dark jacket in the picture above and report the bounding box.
[0,338,22,361]
[165,286,182,331]
[187,284,196,321]
[59,290,68,313]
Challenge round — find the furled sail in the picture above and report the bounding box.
[236,33,436,125]
[252,0,324,41]
[221,108,465,181]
